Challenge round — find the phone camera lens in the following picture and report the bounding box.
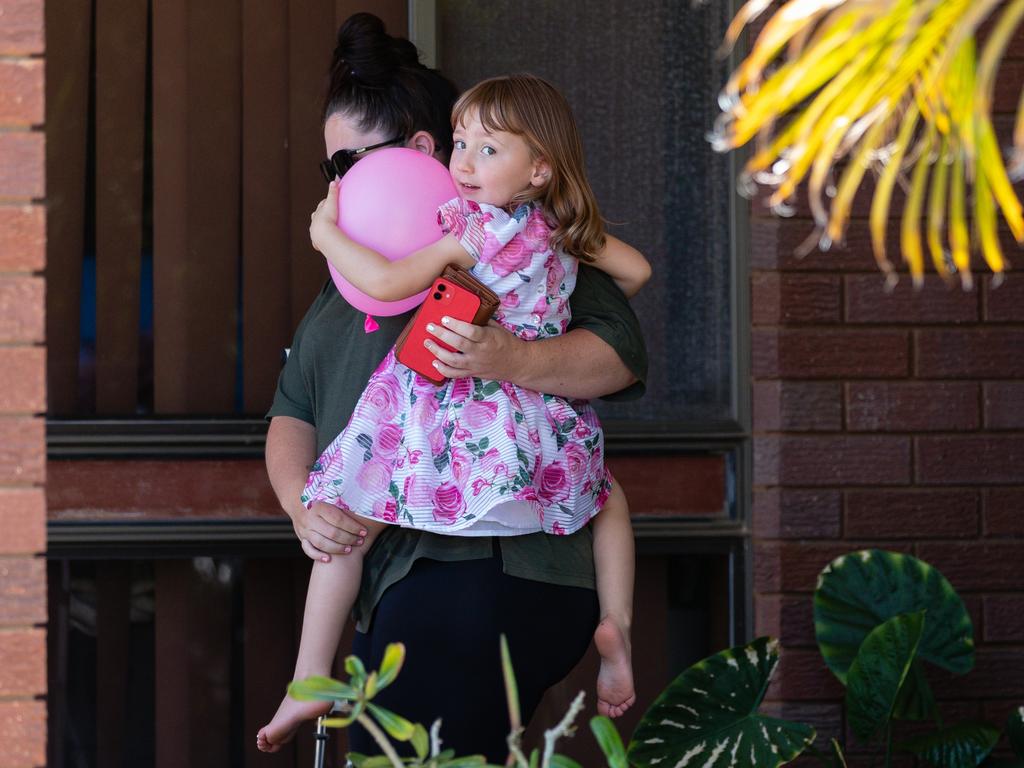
[433,292,442,300]
[437,284,447,292]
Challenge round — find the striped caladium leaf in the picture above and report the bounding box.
[815,550,974,685]
[627,637,815,768]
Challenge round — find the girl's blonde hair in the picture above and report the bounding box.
[451,74,605,262]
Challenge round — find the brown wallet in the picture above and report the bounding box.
[394,264,500,359]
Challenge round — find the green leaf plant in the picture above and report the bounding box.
[294,550,1022,768]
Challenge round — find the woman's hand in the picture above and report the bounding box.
[424,316,526,381]
[309,180,340,254]
[289,498,368,562]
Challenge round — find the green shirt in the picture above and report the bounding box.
[267,264,648,631]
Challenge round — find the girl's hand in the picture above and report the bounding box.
[424,317,525,381]
[309,180,340,254]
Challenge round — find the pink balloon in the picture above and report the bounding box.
[328,147,457,316]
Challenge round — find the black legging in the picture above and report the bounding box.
[349,551,599,763]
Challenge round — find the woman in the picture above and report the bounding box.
[264,12,647,761]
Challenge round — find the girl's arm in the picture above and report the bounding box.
[309,181,475,301]
[588,234,652,298]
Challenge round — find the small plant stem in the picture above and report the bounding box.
[506,726,531,768]
[541,691,586,768]
[356,712,405,768]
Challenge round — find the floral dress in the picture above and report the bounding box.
[301,198,612,536]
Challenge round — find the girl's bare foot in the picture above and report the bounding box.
[256,696,333,753]
[594,617,635,718]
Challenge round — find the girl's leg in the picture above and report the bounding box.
[257,519,386,752]
[350,553,599,763]
[591,482,636,717]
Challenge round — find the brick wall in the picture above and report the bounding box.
[751,87,1024,768]
[0,1,47,766]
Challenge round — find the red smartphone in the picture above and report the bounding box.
[396,276,482,385]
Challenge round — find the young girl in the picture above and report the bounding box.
[258,73,650,752]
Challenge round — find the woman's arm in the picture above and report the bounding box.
[588,234,652,298]
[309,181,474,301]
[266,416,368,561]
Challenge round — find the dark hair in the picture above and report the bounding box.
[324,13,458,159]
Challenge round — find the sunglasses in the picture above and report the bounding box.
[319,135,406,181]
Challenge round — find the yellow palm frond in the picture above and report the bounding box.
[713,0,1024,288]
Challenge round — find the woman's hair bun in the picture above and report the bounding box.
[333,12,422,88]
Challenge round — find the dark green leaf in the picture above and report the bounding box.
[627,637,815,768]
[500,634,521,730]
[900,722,1000,767]
[549,756,582,768]
[846,611,925,741]
[830,738,848,767]
[893,659,938,721]
[815,550,974,684]
[481,382,501,396]
[1009,707,1024,759]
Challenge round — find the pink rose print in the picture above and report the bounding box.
[411,393,440,427]
[408,449,422,465]
[373,497,398,523]
[519,327,539,341]
[403,473,434,507]
[563,443,588,482]
[428,426,446,455]
[479,447,507,477]
[551,521,567,536]
[363,374,403,423]
[453,422,471,441]
[504,416,517,439]
[537,461,570,504]
[357,458,393,494]
[471,477,490,497]
[545,255,566,295]
[375,423,403,456]
[523,210,551,251]
[463,400,498,429]
[500,381,525,411]
[514,486,540,504]
[432,482,466,524]
[502,290,521,309]
[531,294,549,320]
[595,477,612,509]
[450,377,472,405]
[574,419,592,438]
[449,445,473,488]
[485,237,532,277]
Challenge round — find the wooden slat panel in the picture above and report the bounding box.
[46,561,71,768]
[151,0,189,413]
[287,0,339,328]
[244,558,299,767]
[95,0,147,414]
[96,560,131,768]
[44,0,91,414]
[242,0,292,414]
[155,560,190,768]
[188,558,232,768]
[334,0,406,34]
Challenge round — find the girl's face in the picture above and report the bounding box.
[449,109,549,208]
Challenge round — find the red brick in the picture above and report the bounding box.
[766,648,845,701]
[753,488,842,539]
[931,649,1024,699]
[984,382,1024,429]
[755,594,816,647]
[995,60,1024,114]
[983,700,1024,730]
[0,1,44,55]
[0,275,43,342]
[760,702,843,744]
[983,488,1024,536]
[0,628,44,695]
[750,216,877,272]
[0,488,44,553]
[753,381,842,432]
[917,330,1024,378]
[0,347,43,413]
[846,382,980,432]
[916,541,1024,590]
[916,435,1024,485]
[0,132,44,199]
[0,557,45,625]
[845,489,978,539]
[0,59,43,125]
[0,418,43,483]
[0,205,44,272]
[845,274,978,324]
[755,435,911,486]
[754,541,913,593]
[984,273,1024,321]
[0,700,45,766]
[983,595,1024,643]
[752,272,841,324]
[753,329,909,379]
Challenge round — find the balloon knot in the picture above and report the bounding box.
[363,315,379,334]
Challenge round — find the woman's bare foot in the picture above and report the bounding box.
[256,695,333,753]
[594,617,635,718]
